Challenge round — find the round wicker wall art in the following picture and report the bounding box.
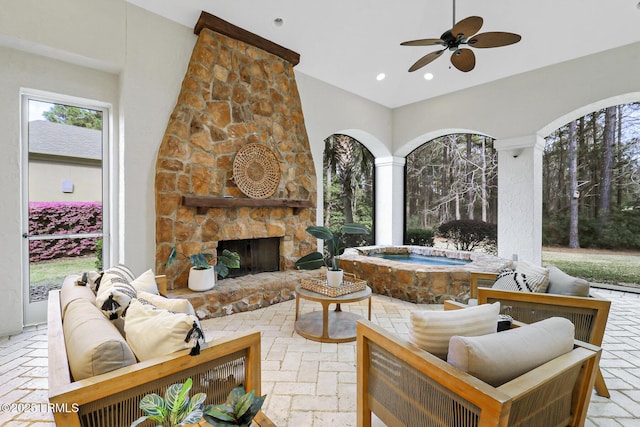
[232,143,281,199]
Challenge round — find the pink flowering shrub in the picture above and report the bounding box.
[29,202,102,262]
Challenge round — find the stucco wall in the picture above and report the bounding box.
[0,45,118,335]
[28,161,102,202]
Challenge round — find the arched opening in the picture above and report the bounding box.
[323,134,375,246]
[542,102,640,250]
[405,133,497,247]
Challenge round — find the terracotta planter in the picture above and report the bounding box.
[188,266,215,292]
[326,269,344,288]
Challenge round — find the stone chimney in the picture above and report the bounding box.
[155,15,317,289]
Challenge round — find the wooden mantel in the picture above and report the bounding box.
[194,11,300,66]
[182,196,314,214]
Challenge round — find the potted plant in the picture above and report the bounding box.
[166,247,240,292]
[295,223,370,287]
[131,378,265,427]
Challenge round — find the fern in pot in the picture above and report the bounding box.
[295,223,369,287]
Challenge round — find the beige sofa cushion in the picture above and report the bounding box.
[409,302,500,359]
[125,299,204,362]
[137,291,195,316]
[546,265,590,297]
[63,298,136,381]
[447,317,575,387]
[131,269,159,295]
[60,275,96,319]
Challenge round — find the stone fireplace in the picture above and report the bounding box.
[155,13,317,290]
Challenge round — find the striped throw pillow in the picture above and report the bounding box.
[95,265,137,320]
[409,302,500,359]
[493,261,549,293]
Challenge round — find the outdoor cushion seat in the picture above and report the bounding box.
[468,268,612,397]
[358,314,601,426]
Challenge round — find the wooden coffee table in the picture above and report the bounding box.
[294,284,372,343]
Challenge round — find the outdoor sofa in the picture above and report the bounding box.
[47,274,274,427]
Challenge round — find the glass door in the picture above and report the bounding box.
[22,94,109,325]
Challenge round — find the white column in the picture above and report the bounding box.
[375,156,405,245]
[494,135,545,265]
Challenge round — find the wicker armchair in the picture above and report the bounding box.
[469,271,611,397]
[357,319,601,427]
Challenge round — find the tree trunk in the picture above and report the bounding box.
[568,120,580,248]
[616,104,623,207]
[440,139,449,223]
[481,136,488,222]
[599,106,616,226]
[466,134,474,219]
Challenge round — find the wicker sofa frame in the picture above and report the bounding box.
[47,276,274,427]
[469,271,611,397]
[357,318,600,427]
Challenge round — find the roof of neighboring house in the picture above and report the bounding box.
[28,120,102,160]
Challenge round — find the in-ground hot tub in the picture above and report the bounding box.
[339,246,511,304]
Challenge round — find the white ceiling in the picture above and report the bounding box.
[127,0,640,109]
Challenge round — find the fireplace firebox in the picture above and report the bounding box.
[218,237,280,278]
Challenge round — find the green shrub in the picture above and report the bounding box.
[95,238,103,270]
[405,228,435,246]
[437,220,497,252]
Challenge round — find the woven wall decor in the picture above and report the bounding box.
[232,143,281,199]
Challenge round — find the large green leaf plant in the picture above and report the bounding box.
[131,380,265,427]
[131,378,205,427]
[295,223,370,271]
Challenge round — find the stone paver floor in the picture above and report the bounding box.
[1,287,639,426]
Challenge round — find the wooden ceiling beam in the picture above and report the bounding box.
[194,11,300,66]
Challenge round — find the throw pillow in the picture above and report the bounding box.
[63,298,136,380]
[492,260,549,293]
[124,298,205,362]
[131,269,160,295]
[137,290,196,316]
[95,265,138,320]
[447,317,574,387]
[546,265,590,297]
[491,269,529,292]
[515,260,549,292]
[409,302,500,359]
[99,264,136,293]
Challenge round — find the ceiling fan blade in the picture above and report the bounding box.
[408,49,446,72]
[401,38,445,47]
[451,16,483,38]
[468,32,522,48]
[451,48,475,72]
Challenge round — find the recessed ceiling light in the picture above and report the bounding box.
[376,73,386,81]
[424,72,434,80]
[273,17,284,27]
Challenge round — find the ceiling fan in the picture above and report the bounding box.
[401,0,521,73]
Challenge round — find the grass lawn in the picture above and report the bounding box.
[30,256,97,287]
[542,247,640,287]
